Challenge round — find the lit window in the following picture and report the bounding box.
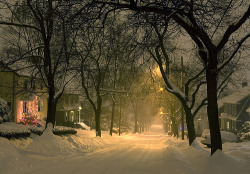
[65,112,68,121]
[70,111,74,122]
[227,121,230,130]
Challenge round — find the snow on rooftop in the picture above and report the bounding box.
[221,86,250,104]
[246,107,250,113]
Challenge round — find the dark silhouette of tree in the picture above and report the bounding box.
[92,0,250,155]
[0,0,91,128]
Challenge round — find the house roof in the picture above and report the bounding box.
[218,99,224,109]
[220,113,240,121]
[57,104,80,111]
[246,107,250,113]
[221,86,250,104]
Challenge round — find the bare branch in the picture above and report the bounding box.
[216,5,250,51]
[0,21,41,32]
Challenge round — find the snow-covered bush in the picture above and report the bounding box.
[28,126,44,136]
[0,123,31,139]
[53,126,77,136]
[0,98,11,123]
[237,121,250,141]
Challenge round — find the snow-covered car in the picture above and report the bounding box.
[201,129,237,147]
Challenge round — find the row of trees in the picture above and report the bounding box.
[91,0,250,155]
[0,0,249,155]
[0,0,156,136]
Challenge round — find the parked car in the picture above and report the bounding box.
[200,129,237,147]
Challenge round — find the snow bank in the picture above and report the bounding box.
[25,123,79,156]
[202,150,250,174]
[191,139,206,151]
[78,122,90,130]
[0,137,36,174]
[163,143,199,174]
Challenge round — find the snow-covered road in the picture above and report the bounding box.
[30,134,168,174]
[1,124,250,174]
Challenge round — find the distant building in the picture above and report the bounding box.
[219,84,250,133]
[55,92,82,125]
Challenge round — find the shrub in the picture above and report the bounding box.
[0,98,11,123]
[237,121,250,141]
[53,126,77,136]
[28,127,44,136]
[0,127,31,139]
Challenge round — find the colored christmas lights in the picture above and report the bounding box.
[19,96,42,127]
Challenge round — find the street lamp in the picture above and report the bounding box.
[160,87,163,92]
[78,106,82,123]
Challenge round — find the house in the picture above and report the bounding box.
[54,79,85,126]
[1,62,84,126]
[219,84,250,133]
[0,62,48,124]
[55,91,82,125]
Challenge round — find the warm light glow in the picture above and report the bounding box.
[160,87,163,92]
[17,96,39,124]
[160,111,163,115]
[154,66,162,77]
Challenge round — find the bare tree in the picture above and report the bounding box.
[92,0,250,155]
[0,0,89,128]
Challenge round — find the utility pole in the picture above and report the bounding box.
[181,56,185,140]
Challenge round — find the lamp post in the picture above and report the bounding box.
[78,106,82,123]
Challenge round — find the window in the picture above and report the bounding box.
[24,80,28,90]
[40,80,43,89]
[31,80,36,90]
[224,104,228,113]
[65,97,68,105]
[38,100,43,112]
[23,101,27,113]
[70,111,74,122]
[227,121,230,130]
[65,112,68,121]
[232,105,236,115]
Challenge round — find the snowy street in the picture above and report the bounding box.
[33,134,169,174]
[1,124,250,174]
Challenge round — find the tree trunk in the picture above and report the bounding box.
[95,96,102,137]
[185,108,196,145]
[46,88,57,128]
[134,112,138,133]
[118,101,122,136]
[181,106,184,140]
[110,99,115,136]
[206,64,222,155]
